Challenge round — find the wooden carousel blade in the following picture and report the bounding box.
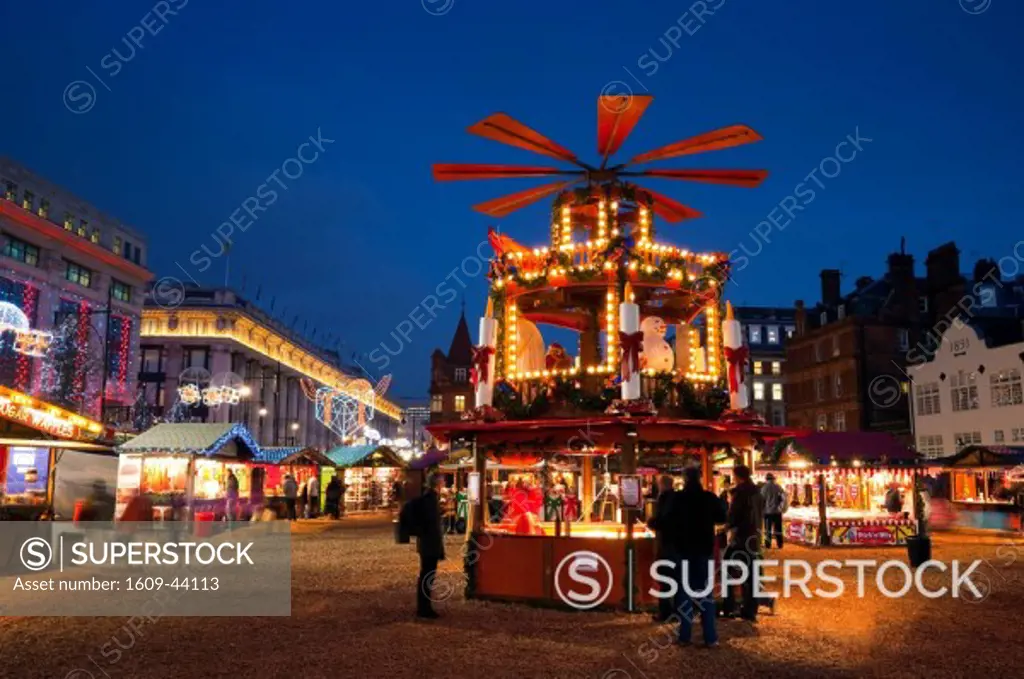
[473,179,580,218]
[468,113,582,164]
[629,124,763,165]
[432,163,581,181]
[629,184,703,223]
[638,168,769,188]
[597,94,653,166]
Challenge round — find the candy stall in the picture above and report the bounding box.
[762,432,921,547]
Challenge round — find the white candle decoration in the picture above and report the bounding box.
[619,283,641,400]
[722,301,749,410]
[475,300,498,408]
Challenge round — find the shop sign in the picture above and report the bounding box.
[844,525,897,546]
[467,472,481,505]
[0,400,77,438]
[618,475,643,510]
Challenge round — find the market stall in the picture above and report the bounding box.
[761,432,921,547]
[327,444,406,513]
[115,422,260,521]
[933,445,1024,532]
[0,385,117,519]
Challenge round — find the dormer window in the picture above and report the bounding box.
[837,304,845,320]
[819,311,828,325]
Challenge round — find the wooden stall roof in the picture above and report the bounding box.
[117,423,259,459]
[326,444,406,469]
[426,416,806,452]
[766,431,918,467]
[934,445,1024,469]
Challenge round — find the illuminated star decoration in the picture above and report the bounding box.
[300,375,391,439]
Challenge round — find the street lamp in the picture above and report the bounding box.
[258,406,268,417]
[290,422,299,431]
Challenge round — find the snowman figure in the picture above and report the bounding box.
[640,316,674,372]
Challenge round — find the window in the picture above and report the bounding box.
[113,236,123,256]
[748,326,761,343]
[21,190,33,211]
[816,413,827,431]
[63,212,74,230]
[954,431,982,451]
[3,236,40,266]
[1013,428,1024,443]
[771,361,781,376]
[772,410,784,426]
[454,395,466,412]
[772,383,783,401]
[785,326,795,339]
[141,347,163,373]
[990,368,1023,408]
[919,297,929,313]
[995,430,1005,443]
[185,348,208,369]
[832,335,840,356]
[897,329,910,351]
[950,370,979,412]
[766,326,779,344]
[816,378,826,401]
[4,181,16,200]
[918,434,944,457]
[133,247,141,265]
[65,261,92,288]
[454,367,467,383]
[753,361,763,375]
[834,374,843,398]
[77,219,88,238]
[814,341,823,362]
[833,411,846,431]
[111,279,131,303]
[38,198,49,218]
[124,241,133,261]
[430,394,443,412]
[837,304,845,320]
[90,230,101,244]
[819,311,827,325]
[915,382,941,416]
[753,381,765,401]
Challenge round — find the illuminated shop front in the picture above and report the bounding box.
[327,444,407,512]
[115,422,260,520]
[934,445,1024,532]
[0,385,117,519]
[759,432,921,547]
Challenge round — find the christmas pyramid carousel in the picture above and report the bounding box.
[425,95,805,611]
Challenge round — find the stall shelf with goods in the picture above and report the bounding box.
[327,444,406,512]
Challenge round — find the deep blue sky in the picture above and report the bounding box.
[2,0,1021,399]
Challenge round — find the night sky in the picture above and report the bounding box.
[1,0,1021,399]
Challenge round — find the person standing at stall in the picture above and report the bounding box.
[225,470,240,524]
[283,474,298,521]
[646,474,677,623]
[723,465,770,622]
[664,466,725,647]
[415,473,446,619]
[308,474,320,519]
[325,476,343,520]
[761,473,787,549]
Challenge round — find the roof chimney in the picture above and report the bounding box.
[794,300,806,335]
[820,269,841,306]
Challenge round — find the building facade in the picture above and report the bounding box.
[785,242,989,441]
[734,306,796,426]
[138,287,402,449]
[910,319,1024,458]
[0,157,152,421]
[429,311,474,423]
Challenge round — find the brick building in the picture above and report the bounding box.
[733,306,796,426]
[429,310,474,423]
[785,242,968,440]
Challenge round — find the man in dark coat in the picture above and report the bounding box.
[723,465,769,621]
[646,474,677,622]
[662,467,727,647]
[416,473,446,619]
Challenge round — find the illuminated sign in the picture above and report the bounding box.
[0,385,108,441]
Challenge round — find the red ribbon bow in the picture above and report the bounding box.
[618,331,645,382]
[724,345,750,393]
[470,345,495,387]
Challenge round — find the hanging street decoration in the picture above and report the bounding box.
[300,374,392,439]
[0,301,53,357]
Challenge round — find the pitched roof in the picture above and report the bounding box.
[934,445,1024,468]
[769,431,918,466]
[253,446,306,464]
[325,444,406,468]
[118,423,259,458]
[447,311,474,365]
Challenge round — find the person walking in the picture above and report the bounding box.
[663,466,726,647]
[283,474,298,521]
[761,473,787,549]
[299,481,308,519]
[416,473,446,619]
[325,476,343,520]
[646,474,677,623]
[308,475,320,519]
[723,465,769,622]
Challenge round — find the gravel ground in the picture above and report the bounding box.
[2,517,1023,679]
